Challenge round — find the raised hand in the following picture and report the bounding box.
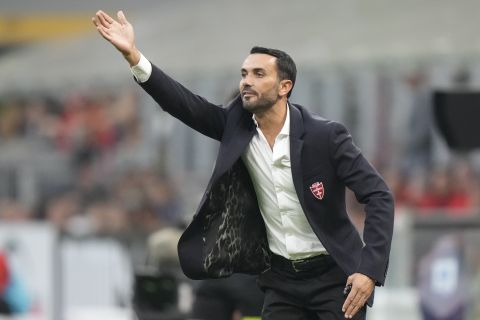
[92,10,140,66]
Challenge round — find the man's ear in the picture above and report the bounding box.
[279,79,293,97]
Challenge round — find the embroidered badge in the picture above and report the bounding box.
[310,182,325,200]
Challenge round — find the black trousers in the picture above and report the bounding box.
[191,274,264,320]
[257,254,367,320]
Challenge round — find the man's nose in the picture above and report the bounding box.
[241,78,253,90]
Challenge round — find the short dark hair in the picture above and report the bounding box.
[250,46,297,98]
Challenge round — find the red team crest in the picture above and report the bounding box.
[310,182,325,200]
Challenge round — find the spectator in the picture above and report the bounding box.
[416,168,451,211]
[0,251,11,314]
[447,161,476,215]
[416,164,476,216]
[0,250,30,315]
[0,200,32,222]
[44,191,80,234]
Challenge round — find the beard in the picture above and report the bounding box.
[241,90,279,114]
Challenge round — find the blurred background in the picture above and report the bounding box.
[1,0,480,319]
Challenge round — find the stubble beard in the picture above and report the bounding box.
[241,93,278,114]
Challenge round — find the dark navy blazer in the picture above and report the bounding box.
[139,63,395,294]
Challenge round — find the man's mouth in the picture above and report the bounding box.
[242,90,256,98]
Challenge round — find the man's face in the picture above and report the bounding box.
[239,53,281,113]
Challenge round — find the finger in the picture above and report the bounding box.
[345,293,364,318]
[96,26,113,41]
[93,14,104,27]
[96,12,111,29]
[92,16,104,28]
[117,10,128,25]
[98,10,114,23]
[345,303,362,319]
[342,289,356,312]
[96,10,113,28]
[342,284,361,314]
[346,275,354,285]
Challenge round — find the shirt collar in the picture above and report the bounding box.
[252,103,290,137]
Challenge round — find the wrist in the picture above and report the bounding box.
[123,46,141,66]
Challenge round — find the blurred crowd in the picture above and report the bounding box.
[1,87,480,241]
[385,161,480,216]
[0,89,183,241]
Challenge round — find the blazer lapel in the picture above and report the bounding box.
[213,105,256,179]
[289,103,306,204]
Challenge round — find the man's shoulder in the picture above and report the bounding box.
[291,103,342,130]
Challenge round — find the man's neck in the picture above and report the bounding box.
[254,99,288,148]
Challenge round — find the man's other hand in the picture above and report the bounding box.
[341,273,374,319]
[92,10,140,66]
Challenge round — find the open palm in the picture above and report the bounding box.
[92,10,136,58]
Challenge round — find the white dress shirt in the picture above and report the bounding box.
[241,107,326,260]
[131,53,152,83]
[131,53,327,260]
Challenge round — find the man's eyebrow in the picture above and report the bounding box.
[241,67,267,73]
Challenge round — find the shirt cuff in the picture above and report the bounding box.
[130,53,152,83]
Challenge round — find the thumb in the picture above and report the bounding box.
[117,10,128,25]
[346,274,354,285]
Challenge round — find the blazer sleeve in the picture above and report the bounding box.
[328,122,394,286]
[137,62,227,141]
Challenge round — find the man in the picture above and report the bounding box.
[92,10,394,319]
